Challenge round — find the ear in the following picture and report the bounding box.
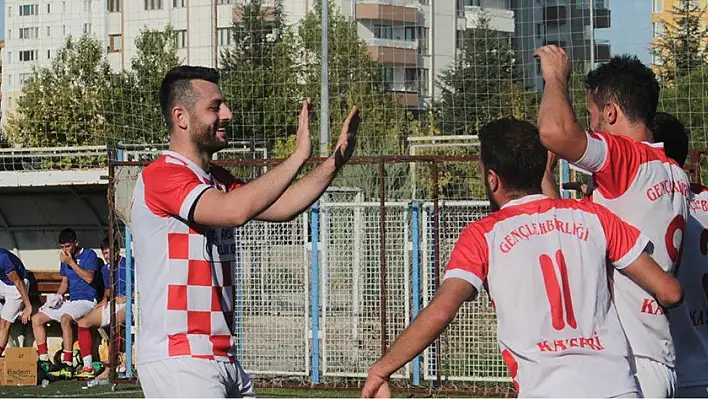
[606,102,619,125]
[487,169,501,194]
[172,106,189,131]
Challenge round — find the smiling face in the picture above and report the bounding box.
[187,79,233,155]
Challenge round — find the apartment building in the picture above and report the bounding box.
[651,0,708,68]
[512,0,611,90]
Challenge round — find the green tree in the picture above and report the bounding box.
[272,1,410,200]
[436,15,534,136]
[108,25,181,145]
[659,66,708,148]
[652,0,708,82]
[220,0,300,151]
[5,35,113,151]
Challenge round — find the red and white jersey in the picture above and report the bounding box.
[572,131,690,366]
[668,184,708,388]
[445,194,648,397]
[131,151,243,365]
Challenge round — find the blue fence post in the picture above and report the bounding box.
[428,210,437,387]
[124,227,133,378]
[311,204,320,383]
[560,159,571,199]
[236,228,244,362]
[411,202,421,386]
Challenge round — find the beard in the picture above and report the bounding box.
[191,119,229,155]
[484,179,500,212]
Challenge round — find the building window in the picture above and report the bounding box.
[7,30,10,40]
[46,26,50,36]
[63,25,66,35]
[109,34,122,52]
[404,68,417,91]
[536,23,544,39]
[47,3,50,13]
[19,4,39,16]
[83,23,92,34]
[19,50,38,62]
[47,49,50,58]
[19,73,32,85]
[6,75,11,88]
[19,27,39,39]
[173,0,185,7]
[84,0,92,12]
[464,0,480,5]
[420,27,429,55]
[653,22,664,38]
[375,25,393,40]
[382,67,393,86]
[145,0,162,10]
[108,0,121,12]
[217,0,231,4]
[421,69,429,96]
[404,26,417,41]
[652,0,663,13]
[174,29,187,48]
[218,28,232,47]
[456,30,464,49]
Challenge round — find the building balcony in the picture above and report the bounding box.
[463,6,515,33]
[393,91,420,107]
[366,38,419,66]
[544,5,567,26]
[356,0,421,24]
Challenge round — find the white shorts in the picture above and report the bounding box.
[40,299,95,322]
[0,279,28,323]
[100,302,134,327]
[138,357,254,398]
[677,385,708,398]
[634,356,676,398]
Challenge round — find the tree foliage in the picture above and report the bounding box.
[652,0,708,83]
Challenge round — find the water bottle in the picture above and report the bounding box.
[41,379,49,388]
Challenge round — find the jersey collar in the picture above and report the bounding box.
[501,194,548,209]
[162,150,210,181]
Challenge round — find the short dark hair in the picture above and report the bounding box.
[479,117,548,194]
[586,55,660,127]
[652,112,690,167]
[158,65,221,129]
[58,228,77,244]
[100,237,110,250]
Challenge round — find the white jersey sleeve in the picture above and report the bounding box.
[574,132,608,173]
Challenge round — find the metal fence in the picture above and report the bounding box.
[107,154,516,393]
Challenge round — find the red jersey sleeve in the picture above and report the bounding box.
[210,164,245,193]
[591,203,651,269]
[443,224,489,291]
[572,131,644,200]
[142,157,212,221]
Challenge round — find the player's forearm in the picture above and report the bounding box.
[8,273,30,307]
[538,79,586,162]
[256,157,338,222]
[222,154,307,226]
[371,302,456,378]
[56,281,68,297]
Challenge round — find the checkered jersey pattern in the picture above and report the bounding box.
[132,151,243,364]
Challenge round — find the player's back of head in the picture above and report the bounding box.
[652,112,689,167]
[159,65,220,129]
[479,117,547,194]
[586,55,659,127]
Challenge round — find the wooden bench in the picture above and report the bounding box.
[26,271,63,305]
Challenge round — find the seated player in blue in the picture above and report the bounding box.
[32,228,101,376]
[75,237,134,378]
[0,248,31,357]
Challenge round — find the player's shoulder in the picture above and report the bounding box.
[592,131,671,162]
[143,153,195,178]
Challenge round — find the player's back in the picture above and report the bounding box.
[668,183,708,388]
[586,132,690,366]
[462,195,640,397]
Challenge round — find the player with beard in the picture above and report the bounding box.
[361,117,683,398]
[131,66,359,398]
[535,46,690,397]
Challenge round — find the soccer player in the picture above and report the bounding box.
[32,228,101,375]
[361,117,683,398]
[651,112,708,397]
[0,248,31,356]
[131,66,359,398]
[535,45,690,397]
[74,238,134,378]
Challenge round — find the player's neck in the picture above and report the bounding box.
[168,143,213,172]
[614,123,654,143]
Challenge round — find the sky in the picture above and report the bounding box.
[596,0,653,66]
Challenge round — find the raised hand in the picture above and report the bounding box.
[294,98,312,161]
[534,45,571,86]
[333,105,360,169]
